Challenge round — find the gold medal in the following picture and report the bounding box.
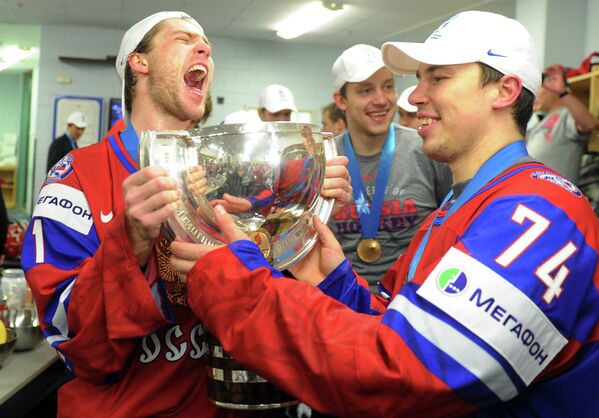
[248,229,272,262]
[357,238,382,263]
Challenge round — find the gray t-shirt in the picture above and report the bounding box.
[329,125,452,288]
[526,107,589,184]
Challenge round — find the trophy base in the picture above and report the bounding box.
[205,332,299,410]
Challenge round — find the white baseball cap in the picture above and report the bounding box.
[332,44,386,91]
[397,85,417,113]
[258,84,297,113]
[67,111,87,128]
[381,11,541,97]
[115,11,204,119]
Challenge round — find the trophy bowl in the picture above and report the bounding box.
[139,122,336,410]
[139,121,336,270]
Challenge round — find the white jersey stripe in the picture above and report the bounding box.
[389,294,519,401]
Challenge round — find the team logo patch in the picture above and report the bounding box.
[46,154,74,183]
[530,171,582,197]
[437,267,469,296]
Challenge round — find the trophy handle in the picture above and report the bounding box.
[321,131,338,210]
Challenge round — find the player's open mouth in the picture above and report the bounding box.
[184,64,207,92]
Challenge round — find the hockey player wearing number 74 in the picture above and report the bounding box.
[171,10,599,418]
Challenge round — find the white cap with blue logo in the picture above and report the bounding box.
[332,44,386,91]
[381,11,541,97]
[258,84,297,113]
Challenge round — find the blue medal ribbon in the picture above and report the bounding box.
[407,140,529,281]
[344,128,395,240]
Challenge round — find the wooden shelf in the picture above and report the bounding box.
[568,69,599,152]
[0,165,16,208]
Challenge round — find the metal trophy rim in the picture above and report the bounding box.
[210,399,300,410]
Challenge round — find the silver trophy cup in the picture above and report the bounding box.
[139,122,336,409]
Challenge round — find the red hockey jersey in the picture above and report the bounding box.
[186,158,599,418]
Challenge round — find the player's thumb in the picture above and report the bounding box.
[313,215,339,250]
[214,205,250,242]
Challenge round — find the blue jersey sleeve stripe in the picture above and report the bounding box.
[384,294,519,404]
[108,134,137,174]
[318,259,380,314]
[22,217,99,271]
[228,240,284,278]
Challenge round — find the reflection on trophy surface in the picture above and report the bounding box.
[139,122,335,270]
[139,122,336,410]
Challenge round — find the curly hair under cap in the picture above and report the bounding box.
[123,23,162,116]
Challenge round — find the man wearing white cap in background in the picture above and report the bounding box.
[173,11,599,418]
[258,84,297,121]
[396,85,419,130]
[46,111,87,172]
[22,11,350,417]
[327,43,450,291]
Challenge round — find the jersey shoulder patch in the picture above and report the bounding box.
[529,170,582,197]
[46,154,75,183]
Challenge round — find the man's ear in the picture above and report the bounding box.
[128,52,150,75]
[333,90,347,112]
[491,74,522,110]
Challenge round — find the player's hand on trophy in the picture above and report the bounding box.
[210,193,252,213]
[123,166,180,266]
[170,204,250,275]
[287,215,345,286]
[322,156,352,217]
[186,165,208,195]
[169,240,221,277]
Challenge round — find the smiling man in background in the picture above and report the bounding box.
[328,43,450,291]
